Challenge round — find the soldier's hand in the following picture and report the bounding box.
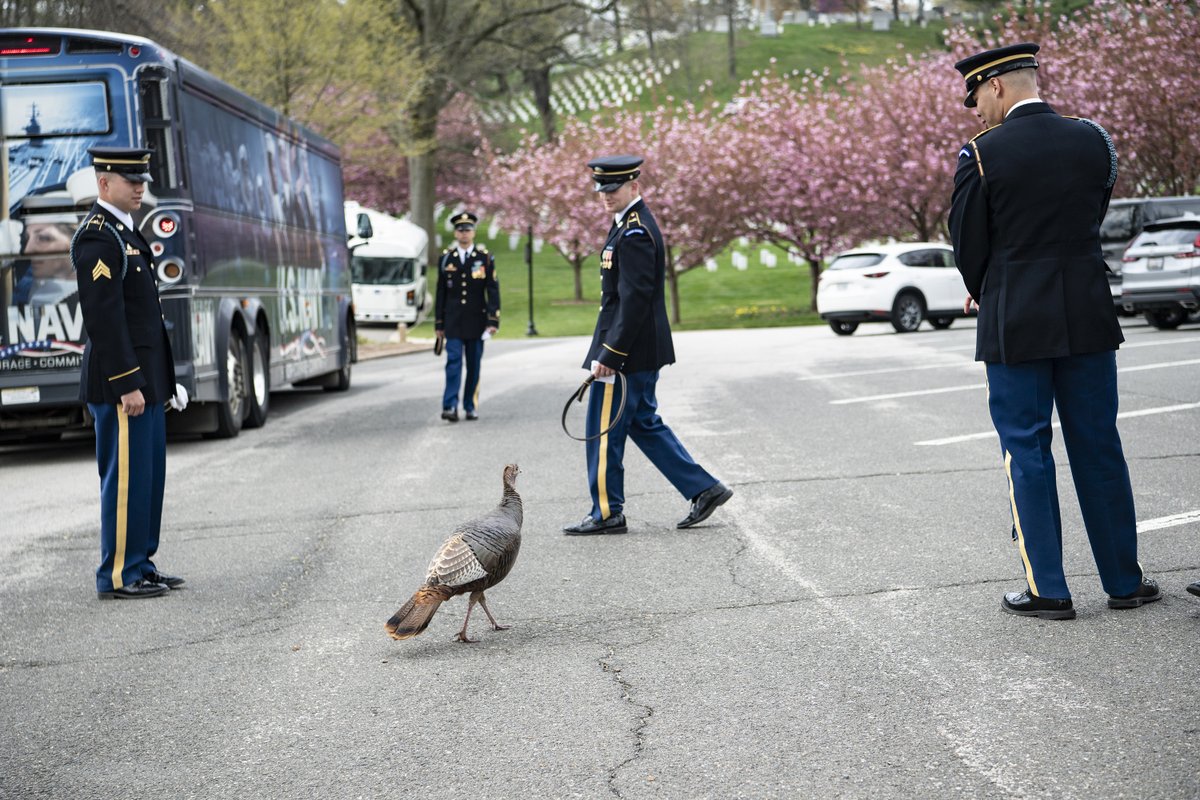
[121,389,146,417]
[592,362,616,378]
[485,326,498,336]
[963,295,978,314]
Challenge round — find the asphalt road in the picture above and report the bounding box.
[2,318,1198,800]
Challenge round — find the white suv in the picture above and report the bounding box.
[1119,215,1200,329]
[817,242,972,335]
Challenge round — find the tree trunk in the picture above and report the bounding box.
[917,0,925,24]
[613,1,624,52]
[892,0,900,21]
[666,246,681,324]
[807,256,821,312]
[524,65,557,143]
[642,0,656,59]
[407,81,442,253]
[726,0,736,80]
[572,253,584,302]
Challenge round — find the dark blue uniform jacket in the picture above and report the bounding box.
[584,199,676,373]
[434,245,500,340]
[73,203,176,404]
[949,102,1123,365]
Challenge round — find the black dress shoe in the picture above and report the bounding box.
[441,409,459,422]
[1001,590,1075,620]
[98,578,169,600]
[563,513,628,535]
[145,570,185,589]
[1188,581,1200,598]
[677,482,733,529]
[464,410,478,420]
[1108,577,1162,609]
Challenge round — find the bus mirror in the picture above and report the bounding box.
[420,263,427,276]
[356,213,373,240]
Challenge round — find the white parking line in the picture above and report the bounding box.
[799,361,975,381]
[1120,335,1200,349]
[915,401,1200,446]
[1137,509,1200,533]
[832,358,1200,405]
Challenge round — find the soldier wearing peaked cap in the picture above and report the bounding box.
[434,211,499,421]
[562,155,732,536]
[947,45,1159,620]
[73,147,186,600]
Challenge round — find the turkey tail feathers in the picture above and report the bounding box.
[385,587,446,640]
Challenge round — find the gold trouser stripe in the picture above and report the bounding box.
[1005,450,1038,596]
[113,407,130,590]
[473,379,480,408]
[597,382,614,520]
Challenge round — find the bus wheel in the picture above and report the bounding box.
[244,330,270,429]
[324,319,353,392]
[210,328,246,438]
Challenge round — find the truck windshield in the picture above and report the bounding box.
[351,255,414,285]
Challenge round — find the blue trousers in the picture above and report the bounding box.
[584,370,717,521]
[985,350,1142,600]
[89,403,166,593]
[443,338,484,413]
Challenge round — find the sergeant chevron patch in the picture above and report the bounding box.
[93,259,113,280]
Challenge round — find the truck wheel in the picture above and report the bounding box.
[929,317,954,330]
[323,319,353,392]
[829,320,858,336]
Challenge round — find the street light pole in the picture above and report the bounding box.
[525,224,538,336]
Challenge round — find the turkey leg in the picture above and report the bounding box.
[455,593,480,643]
[477,592,511,632]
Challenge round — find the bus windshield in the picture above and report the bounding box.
[352,255,414,285]
[3,80,113,220]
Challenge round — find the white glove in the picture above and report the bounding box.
[168,383,189,412]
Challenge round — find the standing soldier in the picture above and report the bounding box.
[562,155,732,536]
[74,147,187,599]
[434,212,499,421]
[948,44,1159,620]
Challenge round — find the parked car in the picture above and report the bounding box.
[1119,214,1200,329]
[1101,196,1200,309]
[817,242,972,335]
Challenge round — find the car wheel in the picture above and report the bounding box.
[243,329,270,429]
[890,292,925,333]
[929,317,954,330]
[1144,307,1185,330]
[829,320,859,336]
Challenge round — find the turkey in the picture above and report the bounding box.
[385,464,523,643]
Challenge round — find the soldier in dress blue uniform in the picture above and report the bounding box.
[948,44,1160,619]
[74,147,186,600]
[434,212,499,421]
[562,155,732,535]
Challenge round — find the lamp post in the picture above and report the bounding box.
[525,224,538,336]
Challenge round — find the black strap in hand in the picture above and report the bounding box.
[561,373,626,442]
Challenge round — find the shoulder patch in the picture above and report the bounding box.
[86,214,105,228]
[623,228,646,237]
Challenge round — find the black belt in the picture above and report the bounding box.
[561,373,627,442]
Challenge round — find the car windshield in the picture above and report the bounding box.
[1130,226,1200,248]
[827,253,884,270]
[1100,206,1136,242]
[351,255,414,285]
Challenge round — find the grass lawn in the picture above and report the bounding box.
[412,229,821,340]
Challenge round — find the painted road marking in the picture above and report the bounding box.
[1137,509,1200,533]
[915,401,1200,446]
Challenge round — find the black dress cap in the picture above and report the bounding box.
[88,146,153,183]
[451,211,478,229]
[954,42,1040,108]
[587,155,643,193]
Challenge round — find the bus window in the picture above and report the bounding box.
[140,75,178,188]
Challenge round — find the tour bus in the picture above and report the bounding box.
[0,28,355,441]
[345,200,430,327]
